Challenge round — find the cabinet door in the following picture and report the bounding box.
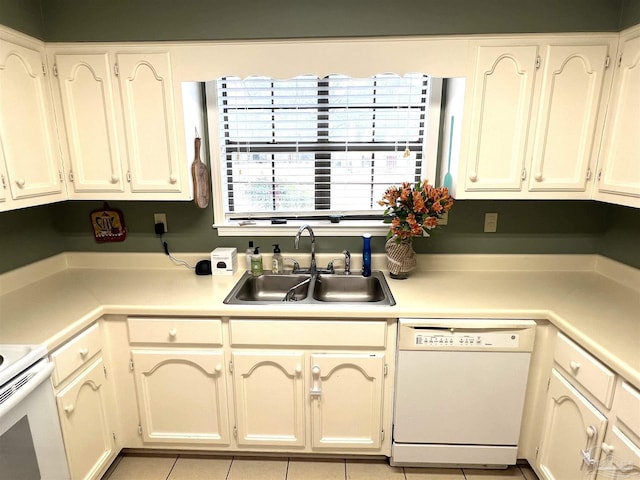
[55,53,125,194]
[56,357,115,480]
[529,44,610,192]
[0,40,63,203]
[597,33,640,201]
[465,45,538,192]
[309,353,385,450]
[131,349,230,444]
[596,426,640,480]
[538,369,607,480]
[232,351,305,447]
[116,52,182,194]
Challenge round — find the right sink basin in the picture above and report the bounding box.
[312,273,389,303]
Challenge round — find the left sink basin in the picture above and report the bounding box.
[224,274,311,304]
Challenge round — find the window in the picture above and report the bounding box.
[207,73,441,235]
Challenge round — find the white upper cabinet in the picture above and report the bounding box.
[54,53,125,194]
[458,36,616,200]
[595,28,640,208]
[116,53,182,194]
[50,48,192,200]
[529,44,610,192]
[0,37,65,211]
[465,45,539,192]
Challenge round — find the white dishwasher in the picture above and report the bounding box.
[392,318,536,468]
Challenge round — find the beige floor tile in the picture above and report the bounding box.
[167,456,232,480]
[106,454,177,480]
[463,466,525,479]
[405,466,465,479]
[346,459,405,480]
[227,457,288,480]
[287,459,346,480]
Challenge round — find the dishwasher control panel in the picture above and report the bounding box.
[397,319,537,352]
[413,330,519,349]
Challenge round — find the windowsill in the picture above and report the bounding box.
[213,219,392,237]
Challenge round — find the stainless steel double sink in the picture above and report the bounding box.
[223,271,396,306]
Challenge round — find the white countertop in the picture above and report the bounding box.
[1,252,638,388]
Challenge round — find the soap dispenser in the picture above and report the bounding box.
[245,241,254,272]
[250,247,263,276]
[271,244,284,274]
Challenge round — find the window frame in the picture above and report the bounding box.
[205,77,443,237]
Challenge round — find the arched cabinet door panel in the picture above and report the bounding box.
[0,40,64,207]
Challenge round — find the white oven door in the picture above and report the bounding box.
[0,359,70,480]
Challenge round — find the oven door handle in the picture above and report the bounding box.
[0,361,54,419]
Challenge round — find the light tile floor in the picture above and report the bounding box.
[103,454,540,480]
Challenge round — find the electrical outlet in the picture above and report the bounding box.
[484,213,498,233]
[154,213,167,233]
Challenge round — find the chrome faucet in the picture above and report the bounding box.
[294,224,316,275]
[343,250,351,275]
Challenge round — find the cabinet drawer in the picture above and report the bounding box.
[51,323,102,386]
[614,382,640,437]
[554,333,616,407]
[230,320,386,348]
[127,317,223,345]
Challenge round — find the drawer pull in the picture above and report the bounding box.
[78,348,89,358]
[168,328,177,339]
[64,404,75,414]
[570,361,581,372]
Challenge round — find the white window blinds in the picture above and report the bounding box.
[215,73,432,220]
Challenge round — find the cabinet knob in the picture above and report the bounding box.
[570,361,581,372]
[78,347,89,358]
[535,173,543,182]
[16,178,26,188]
[311,365,321,376]
[601,442,614,455]
[168,328,177,339]
[469,173,478,182]
[214,364,222,373]
[64,404,75,414]
[110,175,119,184]
[169,175,177,184]
[295,365,302,374]
[586,425,597,438]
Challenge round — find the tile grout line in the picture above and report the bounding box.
[164,455,179,480]
[225,456,234,480]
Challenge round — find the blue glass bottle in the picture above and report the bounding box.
[362,233,372,277]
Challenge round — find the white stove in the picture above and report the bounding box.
[0,343,70,479]
[0,344,47,387]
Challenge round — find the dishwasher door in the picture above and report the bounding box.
[393,349,531,445]
[392,319,535,467]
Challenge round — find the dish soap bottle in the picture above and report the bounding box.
[362,233,372,277]
[250,246,263,277]
[271,244,284,274]
[245,241,254,272]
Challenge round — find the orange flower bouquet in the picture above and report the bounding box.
[378,180,454,241]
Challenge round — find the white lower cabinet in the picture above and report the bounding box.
[310,353,385,450]
[231,351,305,447]
[131,349,230,444]
[51,323,117,480]
[538,369,608,480]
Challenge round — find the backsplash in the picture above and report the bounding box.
[2,199,638,273]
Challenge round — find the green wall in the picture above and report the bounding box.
[4,199,638,273]
[0,0,44,38]
[621,0,640,29]
[37,0,624,41]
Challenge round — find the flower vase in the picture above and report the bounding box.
[385,236,417,279]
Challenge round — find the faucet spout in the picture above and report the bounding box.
[294,224,316,275]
